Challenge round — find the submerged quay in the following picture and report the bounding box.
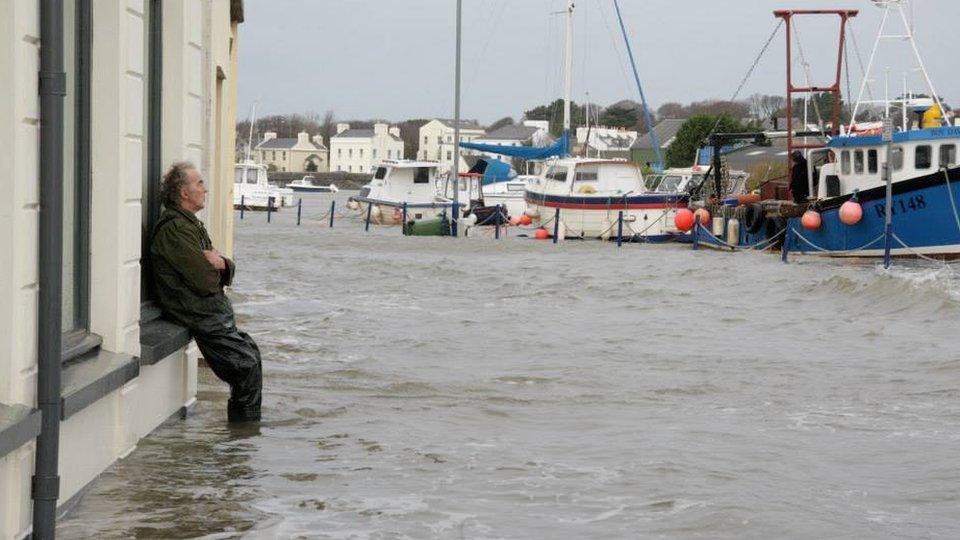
[57,192,960,538]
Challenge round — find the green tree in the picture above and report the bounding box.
[524,99,585,137]
[665,114,752,168]
[600,103,640,130]
[488,116,515,132]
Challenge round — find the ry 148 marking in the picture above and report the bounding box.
[873,195,927,219]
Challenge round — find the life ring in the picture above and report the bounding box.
[578,185,597,194]
[743,204,765,234]
[393,207,403,222]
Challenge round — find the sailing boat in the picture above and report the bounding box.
[520,1,688,240]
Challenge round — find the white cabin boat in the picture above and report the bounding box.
[524,158,688,240]
[234,161,294,209]
[346,160,472,225]
[287,176,339,193]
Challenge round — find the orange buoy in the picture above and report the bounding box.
[393,207,403,222]
[839,200,863,225]
[737,193,761,205]
[519,214,533,226]
[801,210,822,230]
[674,208,695,232]
[509,215,522,226]
[534,228,550,240]
[694,208,712,229]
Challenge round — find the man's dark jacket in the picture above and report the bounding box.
[151,205,236,333]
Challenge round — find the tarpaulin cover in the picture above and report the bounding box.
[467,158,516,185]
[460,130,569,160]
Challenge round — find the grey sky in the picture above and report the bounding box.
[237,0,958,124]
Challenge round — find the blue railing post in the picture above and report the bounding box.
[296,197,302,226]
[402,202,408,236]
[329,200,336,228]
[617,210,624,248]
[239,195,245,220]
[781,227,791,263]
[267,196,273,223]
[364,203,373,232]
[883,222,893,269]
[495,205,502,239]
[692,216,700,251]
[552,207,561,244]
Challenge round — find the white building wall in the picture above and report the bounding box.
[330,133,403,174]
[0,1,233,536]
[0,0,41,535]
[417,120,484,172]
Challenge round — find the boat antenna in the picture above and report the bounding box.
[612,0,661,172]
[849,0,946,130]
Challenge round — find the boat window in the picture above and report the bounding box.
[545,167,568,182]
[891,147,904,171]
[867,149,878,174]
[574,168,599,182]
[234,169,243,184]
[853,150,864,174]
[659,175,683,192]
[940,144,957,168]
[506,183,526,192]
[374,167,388,180]
[246,169,258,184]
[644,174,662,191]
[414,167,431,183]
[915,145,932,169]
[841,150,851,175]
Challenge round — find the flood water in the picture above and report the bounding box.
[59,192,960,539]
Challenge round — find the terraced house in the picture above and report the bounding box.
[0,1,244,537]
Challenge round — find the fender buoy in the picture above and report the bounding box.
[674,208,695,232]
[694,208,711,229]
[839,200,863,225]
[519,214,532,226]
[534,228,550,240]
[801,210,822,230]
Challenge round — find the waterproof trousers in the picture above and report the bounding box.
[194,326,263,422]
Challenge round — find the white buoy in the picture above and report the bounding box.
[726,218,740,244]
[712,216,724,236]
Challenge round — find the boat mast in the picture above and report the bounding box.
[563,0,574,152]
[246,101,258,163]
[613,0,662,171]
[452,0,462,230]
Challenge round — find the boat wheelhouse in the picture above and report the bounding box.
[524,158,688,240]
[287,176,339,193]
[347,160,471,225]
[234,161,294,210]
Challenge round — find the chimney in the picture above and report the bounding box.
[311,135,325,148]
[336,123,350,134]
[389,127,400,138]
[374,123,388,136]
[296,131,309,146]
[263,131,277,141]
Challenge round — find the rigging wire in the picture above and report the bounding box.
[790,19,829,140]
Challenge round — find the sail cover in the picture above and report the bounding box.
[467,158,516,185]
[459,131,569,160]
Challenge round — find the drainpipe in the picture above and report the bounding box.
[34,0,66,537]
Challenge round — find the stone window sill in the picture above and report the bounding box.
[0,404,42,459]
[61,349,140,421]
[139,317,191,366]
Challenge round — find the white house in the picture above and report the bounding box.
[417,119,485,172]
[576,126,639,159]
[329,123,404,174]
[0,1,243,536]
[255,131,328,173]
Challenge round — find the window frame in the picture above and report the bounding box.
[853,150,864,175]
[840,150,851,175]
[915,145,932,170]
[867,149,878,174]
[139,0,164,321]
[891,146,904,171]
[940,144,957,168]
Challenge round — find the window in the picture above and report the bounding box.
[387,150,391,159]
[360,149,364,158]
[853,150,864,174]
[359,166,364,173]
[272,150,276,160]
[349,149,353,158]
[374,167,388,179]
[916,145,932,169]
[282,151,286,160]
[348,165,352,172]
[63,0,93,339]
[841,150,851,175]
[414,168,431,183]
[423,136,428,145]
[574,170,599,182]
[940,144,957,168]
[337,165,342,171]
[446,151,452,160]
[546,166,568,182]
[337,148,342,157]
[372,149,377,159]
[868,149,878,174]
[891,147,904,171]
[437,136,442,144]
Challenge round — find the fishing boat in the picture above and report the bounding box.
[287,176,339,193]
[524,157,688,240]
[713,2,960,260]
[234,160,294,210]
[345,160,472,225]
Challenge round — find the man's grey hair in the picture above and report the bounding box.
[160,161,197,208]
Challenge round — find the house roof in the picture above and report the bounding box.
[437,118,483,130]
[333,129,403,142]
[256,138,327,151]
[479,124,540,142]
[631,119,686,150]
